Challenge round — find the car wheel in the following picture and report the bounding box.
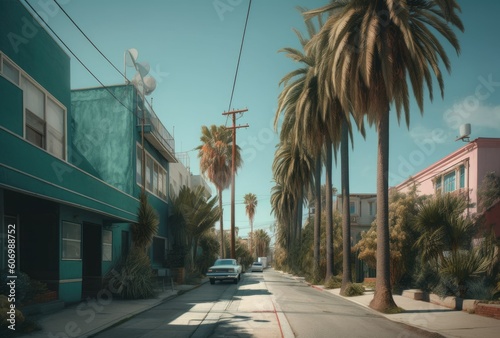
[210,278,215,285]
[233,277,238,284]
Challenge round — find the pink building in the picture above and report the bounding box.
[395,138,500,218]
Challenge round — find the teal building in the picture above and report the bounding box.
[0,1,175,304]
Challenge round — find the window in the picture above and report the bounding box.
[435,177,442,192]
[20,74,66,160]
[146,155,153,191]
[153,162,159,195]
[435,163,467,194]
[153,237,166,266]
[369,202,375,216]
[459,165,465,189]
[443,171,456,193]
[350,201,356,214]
[102,230,112,261]
[1,57,20,85]
[62,222,81,260]
[136,145,143,185]
[136,145,168,200]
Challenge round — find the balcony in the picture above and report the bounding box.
[350,215,359,224]
[138,102,177,163]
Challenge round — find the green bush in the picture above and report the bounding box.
[324,275,342,289]
[104,248,157,299]
[343,283,365,297]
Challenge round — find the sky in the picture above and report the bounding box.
[23,0,500,241]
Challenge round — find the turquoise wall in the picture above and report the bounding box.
[0,129,139,222]
[71,86,135,195]
[0,0,70,114]
[0,77,23,135]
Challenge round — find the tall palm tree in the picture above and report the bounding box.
[276,12,345,279]
[306,0,462,311]
[243,193,258,257]
[197,125,242,258]
[272,141,313,249]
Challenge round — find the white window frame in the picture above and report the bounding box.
[102,230,113,262]
[62,222,81,260]
[1,52,67,160]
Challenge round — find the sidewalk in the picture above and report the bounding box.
[309,283,500,338]
[18,283,203,338]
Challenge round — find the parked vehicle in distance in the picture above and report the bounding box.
[206,258,242,284]
[258,256,267,269]
[251,262,263,272]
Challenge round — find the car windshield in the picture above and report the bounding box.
[253,262,262,266]
[215,259,234,266]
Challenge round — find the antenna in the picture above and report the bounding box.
[455,123,471,142]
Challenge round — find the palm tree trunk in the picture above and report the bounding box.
[325,139,334,279]
[370,111,397,312]
[340,119,353,294]
[314,156,322,278]
[218,189,224,258]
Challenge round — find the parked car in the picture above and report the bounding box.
[206,258,242,284]
[250,262,263,272]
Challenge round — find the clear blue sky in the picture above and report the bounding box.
[24,0,500,240]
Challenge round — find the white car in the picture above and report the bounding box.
[207,259,242,284]
[251,262,264,272]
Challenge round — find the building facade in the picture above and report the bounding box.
[0,1,177,303]
[396,138,500,217]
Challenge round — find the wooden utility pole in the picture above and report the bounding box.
[222,108,248,259]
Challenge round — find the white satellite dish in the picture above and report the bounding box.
[125,48,138,66]
[143,76,157,96]
[123,48,156,96]
[136,61,150,78]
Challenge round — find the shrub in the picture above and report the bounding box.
[324,275,342,289]
[343,283,365,297]
[104,248,157,299]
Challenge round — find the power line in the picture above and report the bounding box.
[22,0,139,118]
[53,0,127,81]
[225,0,252,125]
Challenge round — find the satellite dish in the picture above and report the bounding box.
[143,76,157,96]
[125,48,138,67]
[456,123,471,142]
[131,72,143,88]
[135,61,150,78]
[123,48,156,96]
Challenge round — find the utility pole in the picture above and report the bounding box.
[222,108,248,259]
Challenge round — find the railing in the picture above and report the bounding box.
[350,215,359,224]
[138,99,175,155]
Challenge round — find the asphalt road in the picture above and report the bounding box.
[92,269,443,338]
[264,270,443,338]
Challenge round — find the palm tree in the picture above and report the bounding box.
[306,0,463,312]
[197,125,242,258]
[254,229,271,258]
[170,186,221,271]
[271,140,313,261]
[243,193,258,257]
